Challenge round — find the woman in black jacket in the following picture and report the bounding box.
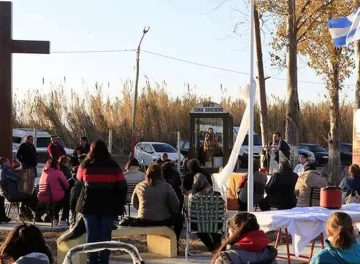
[183,159,212,193]
[77,140,127,264]
[259,160,298,211]
[162,162,183,212]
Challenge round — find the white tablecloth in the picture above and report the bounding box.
[229,204,360,257]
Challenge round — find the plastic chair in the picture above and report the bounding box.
[309,187,321,207]
[125,182,138,217]
[33,183,57,228]
[185,195,226,259]
[62,241,144,264]
[0,181,20,217]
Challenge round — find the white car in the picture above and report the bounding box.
[134,142,185,167]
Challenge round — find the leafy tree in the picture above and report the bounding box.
[259,0,335,166]
[298,0,354,184]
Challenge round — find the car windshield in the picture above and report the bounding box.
[13,137,22,144]
[311,145,326,152]
[152,143,177,153]
[341,144,352,152]
[36,137,51,148]
[242,135,262,146]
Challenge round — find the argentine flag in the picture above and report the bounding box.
[328,7,360,47]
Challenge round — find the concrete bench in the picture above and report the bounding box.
[57,226,177,264]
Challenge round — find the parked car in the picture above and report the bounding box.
[298,148,316,164]
[235,132,263,167]
[179,139,206,157]
[340,143,352,165]
[134,142,185,167]
[299,143,329,166]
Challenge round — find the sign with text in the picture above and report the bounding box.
[353,109,360,165]
[190,102,227,114]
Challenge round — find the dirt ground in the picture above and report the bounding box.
[0,229,281,263]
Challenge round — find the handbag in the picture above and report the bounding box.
[345,190,360,204]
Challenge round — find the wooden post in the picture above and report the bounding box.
[0,2,50,159]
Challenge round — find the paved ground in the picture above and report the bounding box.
[108,244,322,264]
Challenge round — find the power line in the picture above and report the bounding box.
[51,48,355,87]
[141,49,250,75]
[52,49,136,54]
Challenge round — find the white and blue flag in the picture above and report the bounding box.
[328,7,360,47]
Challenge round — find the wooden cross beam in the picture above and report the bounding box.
[0,1,50,159]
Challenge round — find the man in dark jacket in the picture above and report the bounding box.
[73,137,90,157]
[264,132,291,165]
[47,135,66,160]
[0,157,37,220]
[16,135,37,177]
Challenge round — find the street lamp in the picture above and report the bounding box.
[131,26,150,157]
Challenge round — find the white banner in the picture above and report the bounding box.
[213,83,253,199]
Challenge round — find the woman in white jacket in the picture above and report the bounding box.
[0,224,53,264]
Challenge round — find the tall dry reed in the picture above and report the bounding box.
[13,81,353,153]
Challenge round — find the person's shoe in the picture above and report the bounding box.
[58,220,68,226]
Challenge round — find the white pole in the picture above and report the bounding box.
[247,0,255,212]
[33,128,37,148]
[108,129,113,154]
[177,131,181,174]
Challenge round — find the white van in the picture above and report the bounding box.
[233,127,263,166]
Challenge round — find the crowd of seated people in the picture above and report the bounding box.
[0,152,90,226]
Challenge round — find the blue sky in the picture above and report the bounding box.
[11,0,355,104]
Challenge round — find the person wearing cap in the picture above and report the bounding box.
[294,153,308,176]
[47,135,66,160]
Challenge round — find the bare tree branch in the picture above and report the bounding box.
[296,0,311,26]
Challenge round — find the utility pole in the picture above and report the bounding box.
[131,26,150,157]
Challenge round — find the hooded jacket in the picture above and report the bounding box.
[310,239,360,264]
[38,167,69,203]
[265,166,298,209]
[295,169,327,207]
[14,253,50,264]
[214,230,278,264]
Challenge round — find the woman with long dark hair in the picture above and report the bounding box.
[0,224,53,264]
[77,140,127,264]
[162,162,183,211]
[211,212,277,264]
[183,159,212,193]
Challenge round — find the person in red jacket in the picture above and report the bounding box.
[211,212,277,264]
[47,136,66,160]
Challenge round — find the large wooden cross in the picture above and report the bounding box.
[0,1,50,159]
